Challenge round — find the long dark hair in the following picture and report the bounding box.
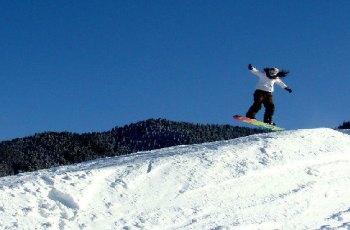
[277,70,289,78]
[264,67,290,79]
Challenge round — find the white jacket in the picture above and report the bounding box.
[250,67,287,93]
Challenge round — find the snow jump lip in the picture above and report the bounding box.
[1,128,350,229]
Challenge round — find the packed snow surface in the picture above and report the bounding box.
[1,128,350,229]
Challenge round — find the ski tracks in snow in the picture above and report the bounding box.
[1,128,350,229]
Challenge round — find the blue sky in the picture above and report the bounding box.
[1,0,350,140]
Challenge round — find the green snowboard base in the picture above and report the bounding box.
[233,115,284,131]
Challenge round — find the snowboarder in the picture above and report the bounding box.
[245,64,292,125]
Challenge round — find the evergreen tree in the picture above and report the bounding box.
[338,121,350,129]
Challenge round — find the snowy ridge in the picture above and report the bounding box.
[1,128,350,229]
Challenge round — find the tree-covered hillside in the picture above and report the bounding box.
[338,121,350,129]
[0,118,265,177]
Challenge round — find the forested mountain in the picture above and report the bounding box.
[338,121,350,129]
[0,119,264,177]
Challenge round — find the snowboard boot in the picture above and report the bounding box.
[246,115,256,120]
[265,121,276,126]
[263,117,276,126]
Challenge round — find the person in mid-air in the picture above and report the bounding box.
[245,64,292,125]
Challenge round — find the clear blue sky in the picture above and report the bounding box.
[1,0,350,140]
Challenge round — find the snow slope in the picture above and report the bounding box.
[1,128,350,229]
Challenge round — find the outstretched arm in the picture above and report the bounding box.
[248,64,264,77]
[276,78,292,93]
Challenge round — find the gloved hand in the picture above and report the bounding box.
[285,87,292,93]
[248,64,253,70]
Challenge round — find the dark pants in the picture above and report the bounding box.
[246,89,275,123]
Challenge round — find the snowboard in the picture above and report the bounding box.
[233,115,284,131]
